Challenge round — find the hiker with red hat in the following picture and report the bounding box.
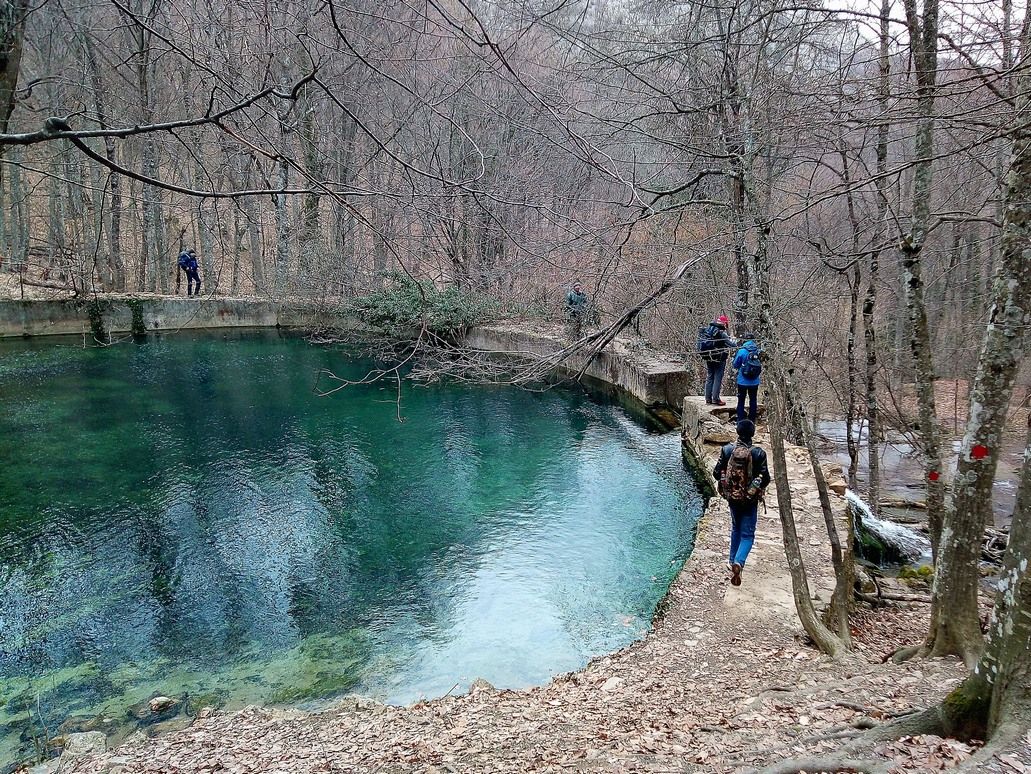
[697,315,735,405]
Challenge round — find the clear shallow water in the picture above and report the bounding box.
[0,330,700,764]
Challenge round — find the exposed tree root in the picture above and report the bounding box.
[755,706,952,774]
[844,706,945,744]
[757,755,887,773]
[856,591,931,606]
[886,644,923,664]
[952,721,1027,771]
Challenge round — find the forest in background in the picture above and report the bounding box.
[0,0,1024,401]
[1,0,1031,762]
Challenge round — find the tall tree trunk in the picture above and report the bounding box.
[899,0,945,556]
[231,205,243,296]
[923,60,1031,665]
[864,0,891,510]
[9,144,26,269]
[845,266,861,492]
[0,0,29,189]
[297,82,322,285]
[48,148,66,280]
[899,422,1031,758]
[274,140,290,296]
[766,385,846,658]
[754,221,852,649]
[836,139,863,494]
[730,121,749,334]
[239,153,264,295]
[82,30,123,291]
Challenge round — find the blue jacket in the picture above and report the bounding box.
[733,340,762,387]
[178,252,198,272]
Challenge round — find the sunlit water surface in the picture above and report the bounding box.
[0,330,700,764]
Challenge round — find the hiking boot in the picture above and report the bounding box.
[714,400,727,407]
[731,563,743,586]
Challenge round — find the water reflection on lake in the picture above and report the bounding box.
[0,330,701,765]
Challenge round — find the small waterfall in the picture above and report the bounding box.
[845,490,932,566]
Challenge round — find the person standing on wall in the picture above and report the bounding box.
[565,281,590,336]
[178,249,201,297]
[697,314,734,406]
[733,333,762,421]
[713,419,770,586]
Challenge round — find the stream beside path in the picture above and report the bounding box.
[815,419,1023,528]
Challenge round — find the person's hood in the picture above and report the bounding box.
[743,340,759,352]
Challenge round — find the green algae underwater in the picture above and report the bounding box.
[0,329,701,766]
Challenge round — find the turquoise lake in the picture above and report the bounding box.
[0,330,701,764]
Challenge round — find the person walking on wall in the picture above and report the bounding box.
[733,333,762,422]
[697,314,734,405]
[713,419,771,586]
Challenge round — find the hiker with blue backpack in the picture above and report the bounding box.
[733,334,762,422]
[697,314,734,405]
[177,249,201,297]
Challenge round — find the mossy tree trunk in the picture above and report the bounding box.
[923,49,1031,666]
[905,423,1031,758]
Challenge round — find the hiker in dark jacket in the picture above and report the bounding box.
[713,419,771,586]
[566,282,588,319]
[733,335,761,422]
[698,315,733,405]
[178,249,201,297]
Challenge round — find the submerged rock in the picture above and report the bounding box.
[57,714,117,736]
[127,694,182,724]
[63,731,107,756]
[148,696,176,714]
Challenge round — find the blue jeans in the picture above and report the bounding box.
[729,500,758,566]
[737,384,758,421]
[186,269,201,296]
[704,359,727,403]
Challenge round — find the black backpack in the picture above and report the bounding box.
[697,325,720,362]
[740,349,762,380]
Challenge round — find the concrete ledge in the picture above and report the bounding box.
[0,301,696,415]
[0,297,288,337]
[464,322,696,410]
[0,296,363,338]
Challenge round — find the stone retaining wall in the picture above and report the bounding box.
[0,296,363,339]
[464,323,696,410]
[0,297,286,337]
[0,300,697,414]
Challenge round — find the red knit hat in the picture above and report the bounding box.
[716,315,729,325]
